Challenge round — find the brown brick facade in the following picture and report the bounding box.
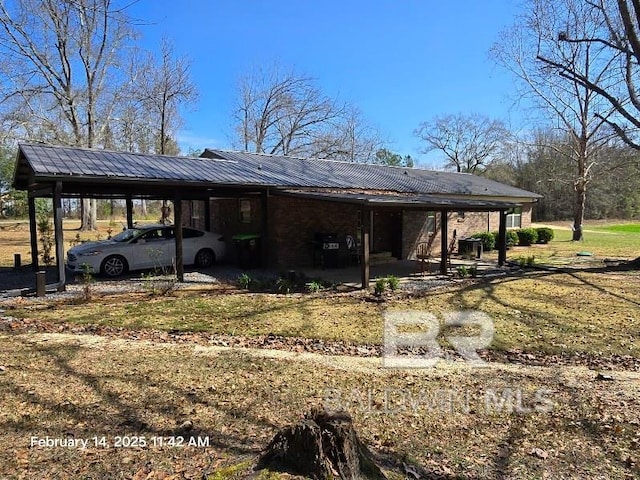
[267,196,361,268]
[188,196,534,269]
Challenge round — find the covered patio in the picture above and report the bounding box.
[300,256,508,290]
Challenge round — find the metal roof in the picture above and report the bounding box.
[275,190,522,210]
[14,143,541,201]
[13,143,280,189]
[203,149,542,199]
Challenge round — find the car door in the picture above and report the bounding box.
[165,228,201,265]
[131,228,173,270]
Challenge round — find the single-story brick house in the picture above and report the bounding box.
[189,149,538,269]
[13,143,541,288]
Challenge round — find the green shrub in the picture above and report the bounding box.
[506,230,519,248]
[306,281,323,293]
[237,273,251,289]
[456,265,469,277]
[536,227,554,244]
[386,275,400,291]
[468,265,478,277]
[276,277,294,294]
[470,231,496,251]
[516,228,538,246]
[374,277,387,296]
[491,230,520,249]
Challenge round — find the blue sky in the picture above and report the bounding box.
[129,1,523,165]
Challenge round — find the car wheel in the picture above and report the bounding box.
[101,255,128,277]
[195,248,215,268]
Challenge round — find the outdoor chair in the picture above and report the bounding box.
[416,240,433,274]
[345,234,361,265]
[447,232,458,270]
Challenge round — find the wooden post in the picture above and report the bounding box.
[36,271,46,297]
[28,196,39,271]
[204,198,211,232]
[260,189,268,268]
[440,210,448,275]
[360,208,371,289]
[498,210,507,266]
[52,181,65,291]
[174,196,184,282]
[126,195,134,229]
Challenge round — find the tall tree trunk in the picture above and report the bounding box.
[80,198,91,231]
[573,138,588,242]
[90,199,97,230]
[141,199,147,217]
[573,183,586,241]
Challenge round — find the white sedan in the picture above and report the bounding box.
[66,225,226,277]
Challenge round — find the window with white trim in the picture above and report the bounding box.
[506,207,522,228]
[426,211,436,234]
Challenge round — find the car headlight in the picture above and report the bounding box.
[78,250,103,257]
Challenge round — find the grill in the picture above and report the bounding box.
[313,233,339,269]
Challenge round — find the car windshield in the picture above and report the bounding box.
[111,228,144,242]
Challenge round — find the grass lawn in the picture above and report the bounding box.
[1,333,638,479]
[524,221,640,260]
[7,267,639,359]
[1,218,640,478]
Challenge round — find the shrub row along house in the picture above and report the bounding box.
[13,143,541,288]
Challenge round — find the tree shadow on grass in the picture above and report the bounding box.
[0,334,494,479]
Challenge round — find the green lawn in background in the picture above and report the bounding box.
[525,222,640,260]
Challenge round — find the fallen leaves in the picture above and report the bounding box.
[530,448,549,459]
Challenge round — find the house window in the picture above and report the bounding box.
[506,207,522,228]
[426,211,436,235]
[239,199,251,223]
[190,200,202,228]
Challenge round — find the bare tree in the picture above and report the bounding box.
[0,0,135,230]
[415,113,509,174]
[233,65,381,162]
[137,39,197,155]
[493,0,618,240]
[535,0,640,149]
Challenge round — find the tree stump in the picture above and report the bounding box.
[256,408,386,479]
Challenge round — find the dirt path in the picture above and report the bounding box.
[10,331,640,382]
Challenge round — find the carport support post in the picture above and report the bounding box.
[174,196,184,282]
[204,198,211,232]
[360,208,371,289]
[440,210,448,275]
[53,181,65,291]
[28,195,39,271]
[125,195,134,229]
[260,189,269,267]
[498,210,507,266]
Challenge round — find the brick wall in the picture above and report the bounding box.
[180,200,207,231]
[206,197,263,262]
[206,195,537,268]
[268,196,361,268]
[402,205,534,259]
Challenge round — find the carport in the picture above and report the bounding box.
[12,143,274,291]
